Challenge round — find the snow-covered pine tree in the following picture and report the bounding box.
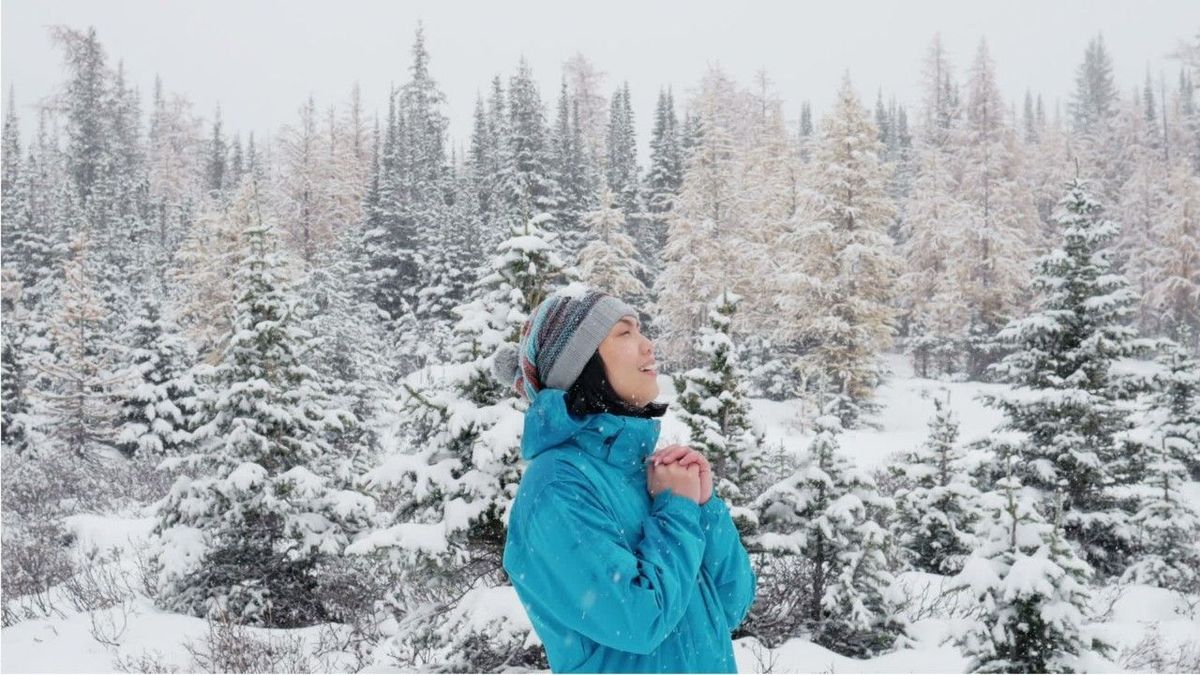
[1119,397,1200,592]
[1147,331,1200,479]
[347,205,568,671]
[548,78,594,259]
[1,269,34,456]
[150,188,369,628]
[576,185,645,299]
[642,86,682,291]
[979,176,1151,579]
[888,396,981,574]
[673,289,764,502]
[605,81,641,221]
[951,472,1112,674]
[112,293,199,458]
[751,408,909,658]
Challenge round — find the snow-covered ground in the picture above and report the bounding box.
[4,352,1197,673]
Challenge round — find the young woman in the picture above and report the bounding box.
[496,288,757,673]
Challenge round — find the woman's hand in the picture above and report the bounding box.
[647,459,702,504]
[649,445,712,505]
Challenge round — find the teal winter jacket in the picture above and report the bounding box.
[502,388,758,673]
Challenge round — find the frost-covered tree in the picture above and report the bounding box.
[652,86,742,369]
[673,290,764,501]
[32,231,125,461]
[576,185,645,299]
[1144,162,1200,350]
[1146,332,1200,479]
[752,409,909,658]
[1120,393,1200,593]
[348,210,568,671]
[951,474,1112,673]
[979,177,1152,578]
[643,86,682,286]
[889,397,981,574]
[957,40,1040,378]
[150,212,369,628]
[112,294,199,458]
[775,73,901,427]
[899,146,971,377]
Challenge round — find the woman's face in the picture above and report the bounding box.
[597,316,659,406]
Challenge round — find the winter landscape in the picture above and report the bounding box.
[2,2,1200,673]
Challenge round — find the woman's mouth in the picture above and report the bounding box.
[639,361,657,376]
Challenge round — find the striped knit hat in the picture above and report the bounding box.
[492,286,639,402]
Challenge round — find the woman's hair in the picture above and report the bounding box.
[566,351,668,419]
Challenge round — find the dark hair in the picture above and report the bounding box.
[566,351,668,419]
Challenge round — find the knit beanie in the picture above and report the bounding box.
[492,287,639,402]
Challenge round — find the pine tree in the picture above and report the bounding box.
[979,176,1151,578]
[672,290,764,501]
[1120,392,1200,593]
[889,396,981,574]
[752,409,909,658]
[951,474,1112,673]
[1,268,34,456]
[205,104,227,196]
[347,206,566,671]
[150,198,368,628]
[644,86,682,272]
[605,81,641,220]
[1147,332,1200,479]
[576,185,645,298]
[1069,34,1119,137]
[111,295,199,458]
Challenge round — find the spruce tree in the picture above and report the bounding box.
[348,206,567,671]
[979,176,1150,578]
[1147,332,1200,479]
[112,295,200,458]
[889,397,981,574]
[150,189,368,628]
[673,290,764,501]
[752,408,909,658]
[952,473,1112,673]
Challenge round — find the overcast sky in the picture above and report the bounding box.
[2,0,1196,164]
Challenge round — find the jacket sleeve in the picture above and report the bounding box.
[504,473,706,656]
[698,492,757,631]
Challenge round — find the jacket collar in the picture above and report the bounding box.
[521,388,661,474]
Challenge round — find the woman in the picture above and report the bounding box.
[495,288,757,674]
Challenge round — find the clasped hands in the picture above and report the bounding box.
[645,444,712,505]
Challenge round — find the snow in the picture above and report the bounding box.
[5,350,1198,673]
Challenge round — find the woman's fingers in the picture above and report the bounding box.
[652,445,691,465]
[677,450,711,472]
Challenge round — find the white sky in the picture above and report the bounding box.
[2,0,1196,165]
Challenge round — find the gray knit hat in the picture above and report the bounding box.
[492,286,639,401]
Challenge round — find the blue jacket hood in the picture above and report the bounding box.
[521,388,662,473]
